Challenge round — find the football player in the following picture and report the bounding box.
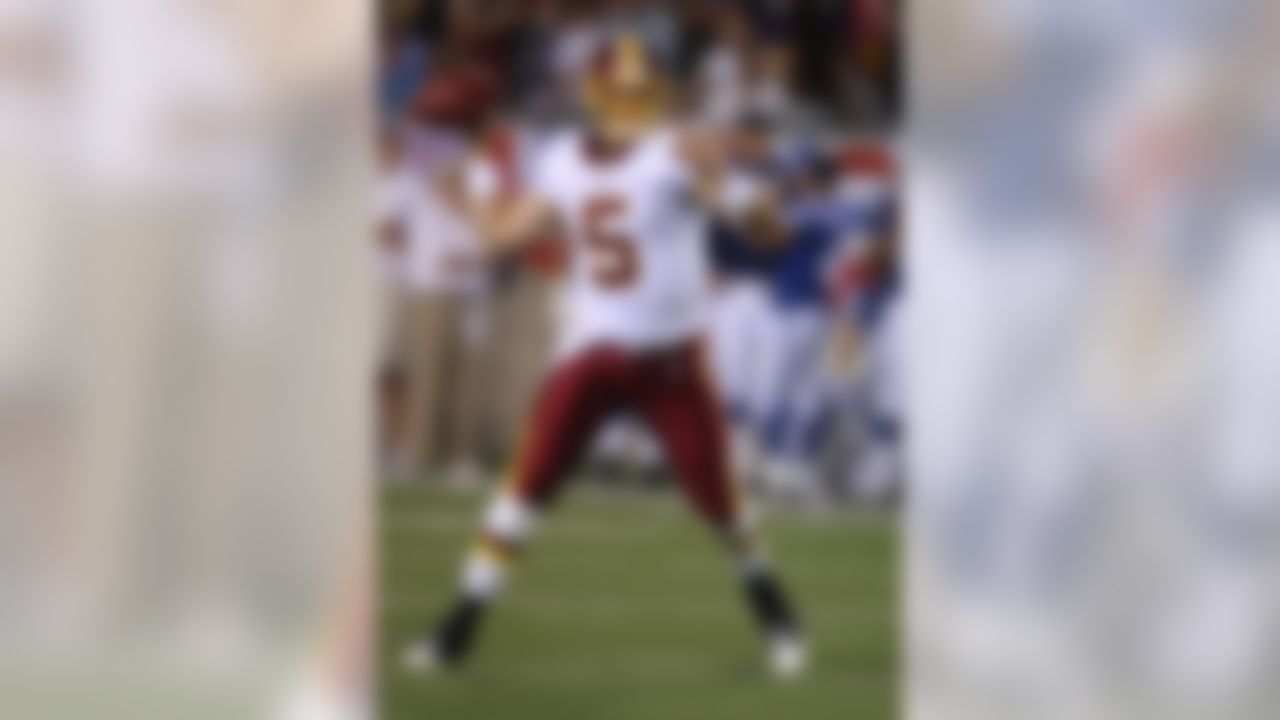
[403,35,807,679]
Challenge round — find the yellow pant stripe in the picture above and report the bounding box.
[472,533,521,567]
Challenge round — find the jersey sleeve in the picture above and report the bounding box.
[527,132,571,205]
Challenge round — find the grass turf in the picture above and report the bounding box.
[379,483,897,719]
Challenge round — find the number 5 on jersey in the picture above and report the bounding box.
[583,195,638,290]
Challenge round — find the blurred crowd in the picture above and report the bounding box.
[381,0,900,132]
[376,0,902,505]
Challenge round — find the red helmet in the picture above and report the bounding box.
[413,63,499,127]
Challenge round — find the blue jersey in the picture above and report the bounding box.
[771,224,834,308]
[770,198,877,309]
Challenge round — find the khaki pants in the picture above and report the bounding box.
[485,274,556,458]
[396,292,493,478]
[383,275,556,477]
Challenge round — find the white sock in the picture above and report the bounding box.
[461,550,507,600]
[460,492,538,601]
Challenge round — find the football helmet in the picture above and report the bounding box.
[581,35,669,143]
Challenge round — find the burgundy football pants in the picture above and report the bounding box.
[503,340,740,526]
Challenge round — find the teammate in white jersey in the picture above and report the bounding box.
[404,35,807,679]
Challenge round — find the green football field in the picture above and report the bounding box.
[379,482,898,720]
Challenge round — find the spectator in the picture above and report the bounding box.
[376,122,494,484]
[695,4,753,124]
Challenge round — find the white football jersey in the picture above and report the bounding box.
[532,127,711,354]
